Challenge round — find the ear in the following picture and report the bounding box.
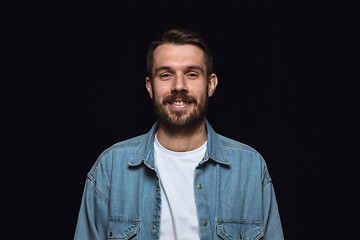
[208,73,218,97]
[145,77,153,99]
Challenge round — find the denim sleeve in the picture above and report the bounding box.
[262,181,285,239]
[74,176,109,240]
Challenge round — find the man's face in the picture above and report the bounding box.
[146,44,218,132]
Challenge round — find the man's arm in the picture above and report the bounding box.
[74,175,109,240]
[262,180,285,239]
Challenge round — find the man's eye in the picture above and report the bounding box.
[160,73,172,79]
[187,72,197,77]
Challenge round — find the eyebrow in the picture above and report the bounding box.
[186,65,205,74]
[154,66,171,76]
[154,65,205,76]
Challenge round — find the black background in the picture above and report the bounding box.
[5,0,356,239]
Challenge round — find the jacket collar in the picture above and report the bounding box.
[128,120,230,168]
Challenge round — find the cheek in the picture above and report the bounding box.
[197,85,210,98]
[152,82,169,95]
[152,88,166,103]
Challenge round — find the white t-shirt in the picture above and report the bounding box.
[154,135,207,240]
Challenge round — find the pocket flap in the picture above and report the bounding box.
[107,217,140,240]
[216,219,263,240]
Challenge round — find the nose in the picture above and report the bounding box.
[171,75,188,93]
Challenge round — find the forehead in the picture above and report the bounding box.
[153,44,206,69]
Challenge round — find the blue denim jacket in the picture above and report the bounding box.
[74,121,284,240]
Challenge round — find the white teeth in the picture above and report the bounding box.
[173,101,185,105]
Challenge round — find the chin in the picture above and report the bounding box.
[160,113,205,134]
[169,118,192,127]
[153,99,208,133]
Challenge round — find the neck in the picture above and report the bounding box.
[156,121,207,152]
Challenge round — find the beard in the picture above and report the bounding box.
[152,91,208,135]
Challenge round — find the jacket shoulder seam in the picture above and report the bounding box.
[89,135,145,173]
[220,138,260,155]
[99,139,143,158]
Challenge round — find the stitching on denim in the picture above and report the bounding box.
[208,154,230,165]
[110,217,141,223]
[221,141,260,154]
[85,175,109,205]
[263,177,272,187]
[128,143,144,166]
[107,224,140,239]
[88,158,101,178]
[216,219,264,240]
[94,185,109,205]
[217,219,263,225]
[99,141,141,159]
[87,172,95,182]
[108,225,140,239]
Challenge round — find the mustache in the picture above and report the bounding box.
[162,92,197,104]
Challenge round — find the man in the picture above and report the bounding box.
[74,29,284,239]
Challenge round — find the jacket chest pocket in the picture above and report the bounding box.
[216,219,263,240]
[107,217,140,240]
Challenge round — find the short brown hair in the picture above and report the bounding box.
[146,29,213,80]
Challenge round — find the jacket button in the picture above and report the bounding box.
[152,225,157,229]
[197,184,202,189]
[202,221,207,226]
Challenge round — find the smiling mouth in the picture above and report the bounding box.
[163,93,196,107]
[171,101,187,105]
[167,100,194,109]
